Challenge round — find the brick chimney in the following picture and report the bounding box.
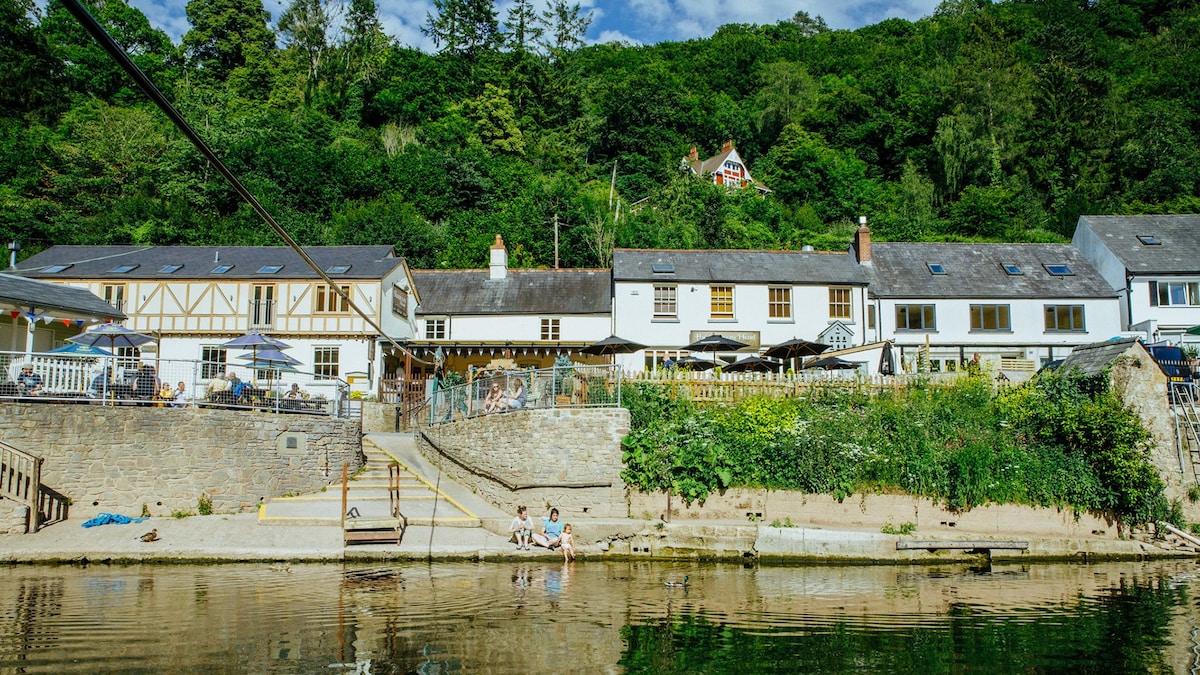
[853,216,871,264]
[489,234,508,280]
[721,139,734,152]
[688,146,699,162]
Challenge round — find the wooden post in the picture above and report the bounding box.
[340,462,349,531]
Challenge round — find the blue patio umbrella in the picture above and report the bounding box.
[47,343,112,357]
[237,349,301,366]
[220,331,291,350]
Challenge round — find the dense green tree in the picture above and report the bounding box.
[423,0,500,57]
[540,0,591,55]
[182,0,275,82]
[277,0,335,105]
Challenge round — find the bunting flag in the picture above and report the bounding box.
[8,311,17,319]
[42,315,54,325]
[62,318,71,326]
[76,320,85,327]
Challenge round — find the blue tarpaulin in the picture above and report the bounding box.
[81,513,148,528]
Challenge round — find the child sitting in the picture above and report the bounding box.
[509,505,533,550]
[559,523,575,561]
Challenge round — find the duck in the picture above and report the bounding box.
[664,575,689,588]
[139,529,159,542]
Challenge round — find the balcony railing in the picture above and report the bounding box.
[248,300,276,330]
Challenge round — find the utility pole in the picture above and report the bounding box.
[554,213,559,269]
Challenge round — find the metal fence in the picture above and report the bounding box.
[428,364,622,425]
[0,349,354,417]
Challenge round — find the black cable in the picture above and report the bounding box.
[60,0,426,364]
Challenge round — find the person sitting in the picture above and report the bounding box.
[172,381,189,407]
[228,373,248,401]
[133,363,159,400]
[559,523,576,561]
[532,508,564,549]
[16,364,42,394]
[284,383,302,399]
[484,382,504,413]
[88,368,112,398]
[505,379,527,410]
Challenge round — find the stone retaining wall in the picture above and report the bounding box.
[629,489,1117,538]
[0,499,28,535]
[0,403,362,517]
[419,408,629,518]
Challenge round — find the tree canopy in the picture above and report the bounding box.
[5,0,1200,268]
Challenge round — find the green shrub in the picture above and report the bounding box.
[197,493,213,516]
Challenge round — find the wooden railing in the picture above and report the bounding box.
[0,440,67,533]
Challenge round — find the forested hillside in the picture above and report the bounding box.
[2,0,1198,269]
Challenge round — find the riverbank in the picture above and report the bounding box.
[0,512,1188,565]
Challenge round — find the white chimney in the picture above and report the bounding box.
[489,235,508,280]
[214,250,220,263]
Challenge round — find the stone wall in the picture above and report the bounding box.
[418,408,629,518]
[0,403,362,517]
[360,401,396,433]
[629,489,1117,538]
[0,498,28,535]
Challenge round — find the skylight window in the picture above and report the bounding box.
[1044,264,1074,276]
[1003,263,1023,275]
[257,265,283,274]
[42,264,71,273]
[159,264,182,274]
[927,263,947,275]
[109,264,138,274]
[1136,235,1161,245]
[326,264,351,274]
[211,264,233,274]
[651,263,675,274]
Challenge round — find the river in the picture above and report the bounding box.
[1,559,1197,673]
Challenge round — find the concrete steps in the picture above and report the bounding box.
[260,435,482,530]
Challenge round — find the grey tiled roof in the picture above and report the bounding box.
[14,245,405,280]
[1077,214,1200,274]
[865,243,1115,299]
[1056,337,1143,376]
[412,269,611,315]
[0,273,125,320]
[613,249,869,285]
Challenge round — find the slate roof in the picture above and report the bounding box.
[14,245,405,280]
[0,273,125,320]
[412,269,611,316]
[1056,337,1143,376]
[613,249,868,286]
[1076,214,1200,274]
[865,243,1115,299]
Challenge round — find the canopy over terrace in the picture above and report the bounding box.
[401,341,598,373]
[0,273,126,356]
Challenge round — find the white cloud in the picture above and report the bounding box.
[593,29,642,46]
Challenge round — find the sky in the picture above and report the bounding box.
[120,0,943,52]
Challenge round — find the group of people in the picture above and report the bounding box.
[483,378,527,414]
[509,506,575,561]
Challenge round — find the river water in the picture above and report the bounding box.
[1,559,1198,673]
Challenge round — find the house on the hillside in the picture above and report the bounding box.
[681,140,770,196]
[612,247,870,371]
[1071,214,1200,346]
[408,235,612,374]
[14,245,418,394]
[855,223,1123,372]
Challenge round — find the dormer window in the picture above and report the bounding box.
[1044,264,1074,276]
[257,265,283,274]
[927,263,946,275]
[42,264,72,273]
[109,264,138,273]
[1003,263,1022,275]
[211,265,233,274]
[1137,235,1161,245]
[326,265,351,274]
[159,264,183,274]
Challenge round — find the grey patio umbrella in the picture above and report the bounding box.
[724,355,782,373]
[803,356,860,371]
[673,356,717,371]
[685,334,748,365]
[581,335,646,357]
[221,331,292,369]
[763,338,830,361]
[879,342,896,376]
[67,322,155,350]
[237,349,301,366]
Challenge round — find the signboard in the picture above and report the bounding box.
[688,330,760,349]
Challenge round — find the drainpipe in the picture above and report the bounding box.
[1125,271,1134,333]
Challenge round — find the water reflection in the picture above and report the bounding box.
[0,560,1197,673]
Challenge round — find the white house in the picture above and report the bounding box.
[681,140,771,196]
[1071,214,1200,346]
[859,228,1123,372]
[15,245,418,393]
[409,236,612,373]
[612,247,871,370]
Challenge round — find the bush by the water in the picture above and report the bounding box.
[621,370,1170,525]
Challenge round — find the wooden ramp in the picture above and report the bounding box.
[343,462,407,546]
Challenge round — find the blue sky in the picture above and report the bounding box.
[122,0,942,52]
